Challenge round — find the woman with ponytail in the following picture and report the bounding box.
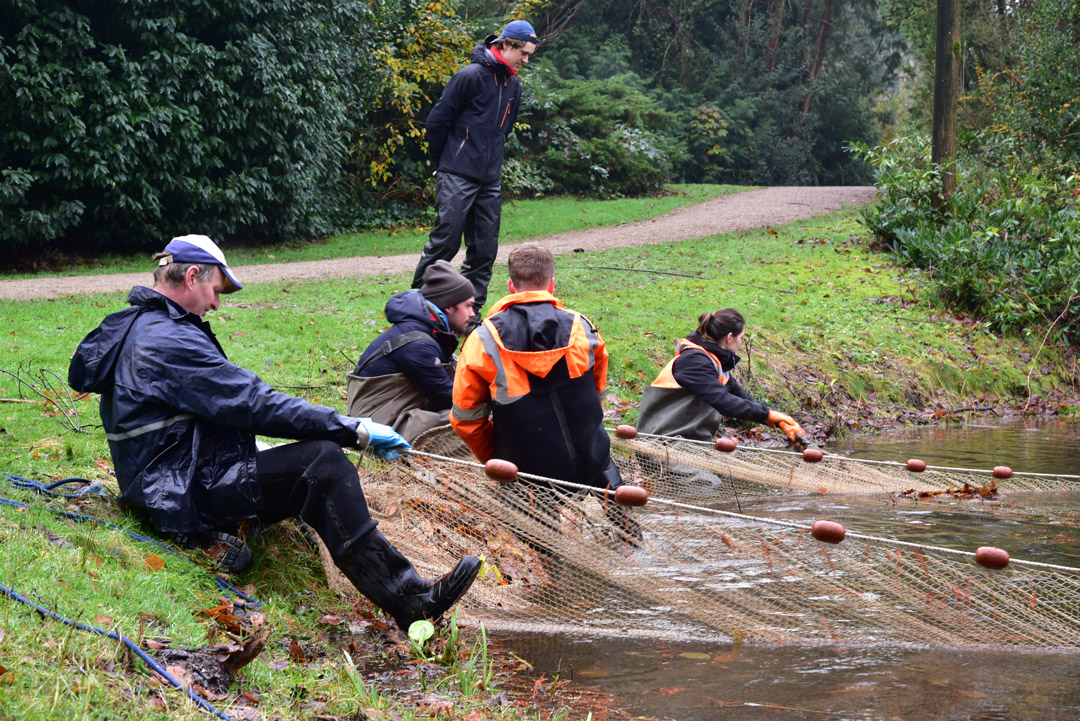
[637,308,804,445]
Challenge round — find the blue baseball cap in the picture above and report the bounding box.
[495,20,538,44]
[159,234,243,293]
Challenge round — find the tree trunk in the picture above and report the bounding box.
[931,0,961,204]
[799,0,835,115]
[764,0,787,73]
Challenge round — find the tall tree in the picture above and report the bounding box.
[931,0,960,202]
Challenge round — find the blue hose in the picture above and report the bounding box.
[0,473,272,719]
[0,582,237,721]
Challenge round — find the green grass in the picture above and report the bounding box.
[1,196,1076,720]
[0,183,745,280]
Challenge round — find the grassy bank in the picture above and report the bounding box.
[0,184,743,279]
[1,195,1077,719]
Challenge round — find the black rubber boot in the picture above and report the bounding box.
[169,531,254,574]
[338,530,480,631]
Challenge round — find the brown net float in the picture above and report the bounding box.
[484,458,518,483]
[715,437,737,453]
[811,520,846,543]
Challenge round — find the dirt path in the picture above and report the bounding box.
[0,186,876,301]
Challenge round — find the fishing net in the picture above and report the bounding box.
[351,426,1080,650]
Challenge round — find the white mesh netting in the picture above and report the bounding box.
[351,427,1080,650]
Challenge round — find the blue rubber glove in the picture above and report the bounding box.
[356,418,411,460]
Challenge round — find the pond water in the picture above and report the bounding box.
[493,419,1080,721]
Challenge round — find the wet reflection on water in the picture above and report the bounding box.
[494,420,1080,720]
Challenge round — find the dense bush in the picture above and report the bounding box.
[856,135,1080,342]
[535,0,890,187]
[0,0,376,258]
[508,68,684,197]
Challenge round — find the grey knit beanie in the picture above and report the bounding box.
[421,260,474,309]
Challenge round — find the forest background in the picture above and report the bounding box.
[1,0,1078,341]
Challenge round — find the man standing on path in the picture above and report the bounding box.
[69,235,480,631]
[411,19,538,319]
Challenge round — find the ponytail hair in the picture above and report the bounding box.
[697,308,745,343]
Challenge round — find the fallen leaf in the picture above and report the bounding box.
[163,664,194,689]
[143,555,165,572]
[93,614,115,627]
[38,525,73,549]
[225,613,270,671]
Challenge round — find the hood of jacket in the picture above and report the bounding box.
[485,291,581,379]
[68,286,201,394]
[471,41,513,78]
[385,288,444,330]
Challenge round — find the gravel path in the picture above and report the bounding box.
[0,186,876,301]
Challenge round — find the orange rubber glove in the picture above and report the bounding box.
[766,410,805,445]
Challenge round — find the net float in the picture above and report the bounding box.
[715,437,737,453]
[484,458,519,483]
[906,459,927,473]
[992,466,1013,479]
[803,448,824,463]
[811,520,846,544]
[614,485,649,507]
[975,546,1010,570]
[615,425,638,439]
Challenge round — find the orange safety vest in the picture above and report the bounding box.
[637,338,729,441]
[450,291,612,487]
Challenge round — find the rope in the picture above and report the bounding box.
[404,449,1080,575]
[0,473,265,719]
[616,429,1080,481]
[6,474,108,499]
[1,477,262,605]
[0,582,237,721]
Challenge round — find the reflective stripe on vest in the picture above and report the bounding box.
[477,311,599,403]
[648,339,728,389]
[452,400,490,421]
[106,413,194,442]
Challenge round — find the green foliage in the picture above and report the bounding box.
[510,67,684,197]
[346,0,473,223]
[537,0,891,186]
[855,136,1080,342]
[436,622,495,695]
[855,0,1080,343]
[0,0,377,258]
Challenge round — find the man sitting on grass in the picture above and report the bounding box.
[69,234,479,631]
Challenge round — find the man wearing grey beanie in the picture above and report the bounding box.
[348,260,476,441]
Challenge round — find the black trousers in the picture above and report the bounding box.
[255,440,377,561]
[411,171,501,311]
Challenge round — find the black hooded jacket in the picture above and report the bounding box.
[68,286,360,534]
[425,41,523,185]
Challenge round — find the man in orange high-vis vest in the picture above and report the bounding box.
[450,243,622,492]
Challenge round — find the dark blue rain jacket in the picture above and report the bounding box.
[353,289,459,409]
[68,286,360,534]
[426,41,522,185]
